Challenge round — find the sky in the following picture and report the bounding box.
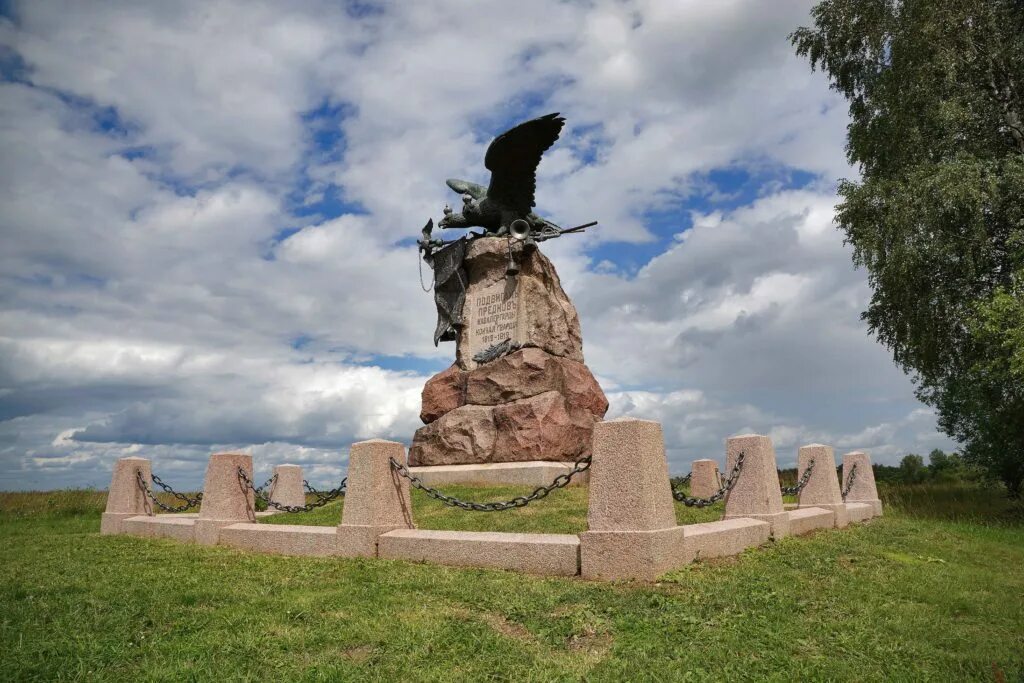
[0,0,957,491]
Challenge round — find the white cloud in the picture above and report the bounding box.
[0,0,955,490]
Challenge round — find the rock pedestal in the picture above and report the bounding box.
[410,238,608,466]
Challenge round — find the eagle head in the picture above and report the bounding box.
[439,196,479,229]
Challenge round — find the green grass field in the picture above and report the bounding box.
[1,483,1022,681]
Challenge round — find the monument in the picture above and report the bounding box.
[409,113,608,484]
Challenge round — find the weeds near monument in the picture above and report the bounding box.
[671,450,745,507]
[389,454,591,511]
[136,470,202,513]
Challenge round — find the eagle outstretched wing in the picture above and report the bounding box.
[445,178,487,199]
[485,112,565,215]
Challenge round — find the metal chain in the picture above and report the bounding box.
[670,472,692,489]
[237,468,346,513]
[670,451,745,507]
[389,455,591,511]
[303,478,346,506]
[258,474,277,495]
[841,463,858,500]
[781,459,815,496]
[136,471,202,513]
[418,249,434,292]
[151,473,204,508]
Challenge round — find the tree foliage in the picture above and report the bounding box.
[900,453,928,484]
[791,0,1024,496]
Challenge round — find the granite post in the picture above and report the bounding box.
[691,459,721,499]
[195,452,256,545]
[101,456,153,535]
[723,434,790,538]
[843,451,883,517]
[270,464,305,509]
[579,418,684,581]
[337,439,414,557]
[796,444,849,528]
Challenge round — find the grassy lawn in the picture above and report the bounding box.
[0,483,1022,681]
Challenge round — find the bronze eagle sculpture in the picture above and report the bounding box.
[418,112,595,347]
[439,112,566,236]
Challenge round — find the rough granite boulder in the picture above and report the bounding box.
[410,236,606,466]
[410,391,596,466]
[420,364,467,424]
[410,404,497,466]
[466,347,607,416]
[419,348,608,426]
[492,390,596,462]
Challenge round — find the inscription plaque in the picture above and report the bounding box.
[462,280,521,369]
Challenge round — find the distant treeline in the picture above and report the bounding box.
[778,449,982,487]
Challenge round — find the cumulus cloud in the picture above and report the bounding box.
[0,0,955,491]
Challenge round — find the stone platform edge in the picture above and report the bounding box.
[407,460,589,487]
[112,505,877,579]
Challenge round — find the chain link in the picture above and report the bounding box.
[670,451,746,507]
[670,472,692,489]
[841,462,858,500]
[136,471,203,513]
[389,455,591,511]
[303,478,346,506]
[237,468,346,513]
[418,248,434,292]
[258,474,277,495]
[781,459,815,496]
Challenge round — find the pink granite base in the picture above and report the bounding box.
[682,518,771,561]
[579,527,687,581]
[735,511,791,539]
[845,502,874,523]
[378,529,580,576]
[101,512,148,535]
[219,523,343,557]
[123,515,197,542]
[196,519,241,546]
[108,510,880,580]
[335,523,402,558]
[787,507,834,535]
[813,503,850,528]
